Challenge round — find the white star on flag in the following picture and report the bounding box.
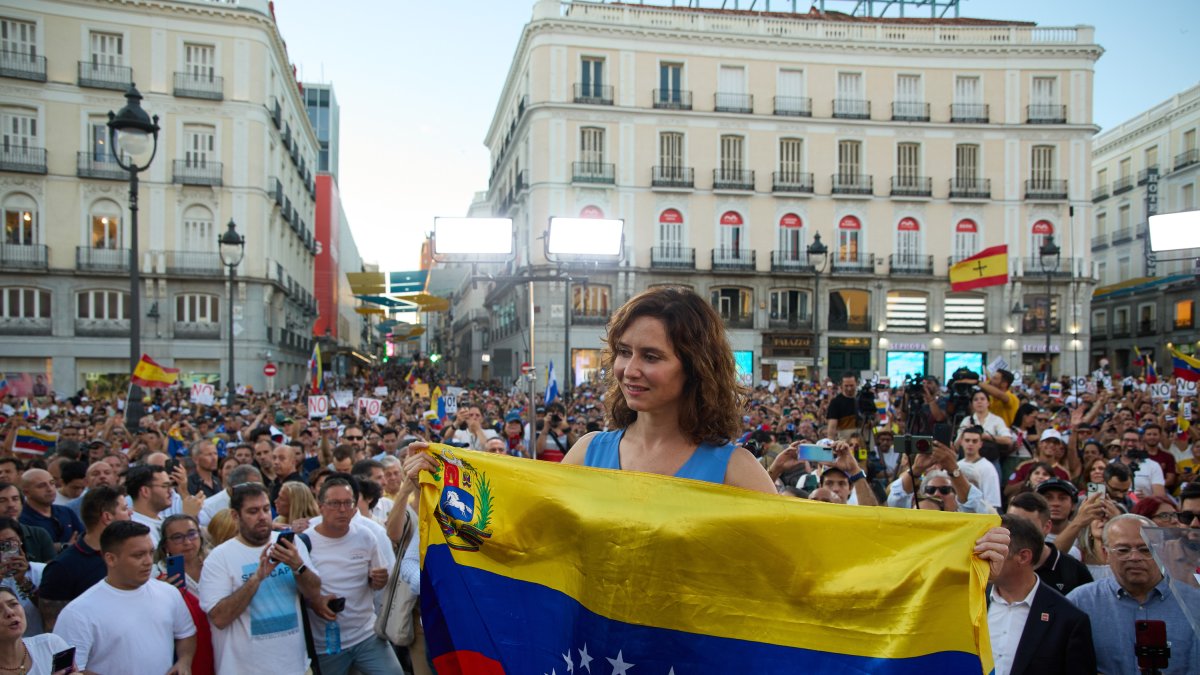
[563,651,574,673]
[607,650,634,675]
[578,644,593,673]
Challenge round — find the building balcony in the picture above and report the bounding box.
[772,171,813,194]
[173,160,222,187]
[770,251,815,273]
[163,250,222,276]
[1137,319,1158,336]
[891,101,930,122]
[831,254,876,274]
[0,244,47,271]
[1090,233,1109,250]
[650,246,695,270]
[949,178,991,200]
[173,71,223,100]
[714,92,753,114]
[1135,222,1147,238]
[74,318,130,337]
[890,175,932,198]
[572,161,614,185]
[1025,179,1068,200]
[77,152,126,180]
[270,177,284,206]
[174,321,221,340]
[1175,316,1195,331]
[1137,166,1159,185]
[573,83,613,105]
[651,166,694,189]
[77,60,131,90]
[829,316,871,332]
[831,173,873,195]
[711,248,755,271]
[1110,323,1131,338]
[773,96,812,117]
[1111,227,1133,244]
[0,317,51,336]
[950,103,989,123]
[768,315,813,330]
[713,169,755,191]
[0,50,46,82]
[652,89,692,110]
[570,310,609,326]
[515,170,529,193]
[76,246,129,273]
[1112,176,1134,195]
[832,98,870,119]
[1027,104,1067,124]
[889,254,934,275]
[1174,149,1199,172]
[0,146,47,174]
[1018,256,1077,277]
[1091,185,1109,202]
[721,314,754,330]
[269,96,281,128]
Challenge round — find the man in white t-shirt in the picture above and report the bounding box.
[306,476,399,673]
[53,520,196,674]
[958,425,1002,510]
[126,465,173,548]
[1116,429,1167,498]
[199,483,336,675]
[450,406,499,451]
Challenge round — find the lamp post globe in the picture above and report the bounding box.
[219,220,245,396]
[1038,234,1061,389]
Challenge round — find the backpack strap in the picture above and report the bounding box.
[294,532,321,675]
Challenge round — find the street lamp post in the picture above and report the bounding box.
[1039,234,1061,389]
[219,220,245,396]
[107,84,159,376]
[807,232,829,383]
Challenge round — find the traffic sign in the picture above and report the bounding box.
[263,363,277,377]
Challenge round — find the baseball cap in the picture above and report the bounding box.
[504,412,523,424]
[1039,428,1066,443]
[1035,478,1078,502]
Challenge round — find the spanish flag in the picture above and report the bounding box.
[1171,347,1200,382]
[417,445,997,674]
[131,354,179,388]
[949,245,1009,292]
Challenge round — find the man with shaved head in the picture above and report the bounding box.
[19,468,85,552]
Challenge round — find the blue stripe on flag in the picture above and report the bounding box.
[421,544,984,674]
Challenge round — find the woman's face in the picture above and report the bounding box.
[0,592,25,640]
[164,519,201,560]
[971,392,989,414]
[220,459,239,484]
[276,490,292,519]
[1029,466,1052,487]
[614,316,685,416]
[1152,504,1181,528]
[1088,459,1107,484]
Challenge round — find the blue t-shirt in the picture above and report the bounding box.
[19,504,85,544]
[584,429,736,484]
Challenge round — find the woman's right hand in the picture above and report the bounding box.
[403,442,439,483]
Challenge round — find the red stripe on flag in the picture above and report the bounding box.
[950,273,1008,292]
[432,651,505,675]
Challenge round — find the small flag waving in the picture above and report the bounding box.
[1172,347,1200,382]
[430,386,445,422]
[131,355,179,389]
[14,428,57,458]
[949,245,1009,292]
[545,360,559,407]
[309,343,322,392]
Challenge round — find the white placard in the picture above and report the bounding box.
[1184,401,1193,419]
[444,393,459,416]
[190,383,215,406]
[1103,376,1114,391]
[1072,376,1087,393]
[308,395,329,418]
[357,397,382,418]
[987,357,1010,374]
[777,371,794,388]
[373,386,389,397]
[1149,382,1171,401]
[446,386,465,398]
[1179,380,1198,398]
[331,390,354,408]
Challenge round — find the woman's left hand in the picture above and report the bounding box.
[974,526,1010,579]
[5,551,29,579]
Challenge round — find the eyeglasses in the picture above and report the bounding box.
[167,529,200,544]
[323,500,356,510]
[1177,511,1197,526]
[924,485,956,496]
[344,436,364,441]
[1151,512,1180,524]
[1106,545,1152,560]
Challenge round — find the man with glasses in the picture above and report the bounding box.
[1067,514,1200,674]
[126,465,173,548]
[305,476,399,673]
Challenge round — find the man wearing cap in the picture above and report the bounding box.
[1007,491,1094,595]
[1034,478,1079,545]
[1004,429,1072,499]
[816,441,878,506]
[1116,429,1167,498]
[502,413,528,457]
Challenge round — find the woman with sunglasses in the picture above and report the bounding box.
[0,586,73,675]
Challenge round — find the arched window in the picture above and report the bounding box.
[1031,220,1054,254]
[710,286,753,328]
[657,208,685,260]
[837,215,861,262]
[76,290,129,320]
[579,205,604,219]
[2,192,38,245]
[572,284,610,322]
[776,213,804,261]
[182,205,215,252]
[952,219,979,262]
[828,288,870,331]
[717,210,746,262]
[895,217,921,261]
[0,287,50,319]
[89,199,122,249]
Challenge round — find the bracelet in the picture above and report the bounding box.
[848,471,866,484]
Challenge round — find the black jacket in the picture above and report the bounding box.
[989,581,1097,675]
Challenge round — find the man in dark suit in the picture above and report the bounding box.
[988,514,1096,675]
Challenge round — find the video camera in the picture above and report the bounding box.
[856,381,877,416]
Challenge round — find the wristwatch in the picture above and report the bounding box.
[848,470,866,484]
[294,563,308,576]
[949,468,962,478]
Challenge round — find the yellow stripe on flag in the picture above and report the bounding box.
[949,245,1009,291]
[131,354,179,388]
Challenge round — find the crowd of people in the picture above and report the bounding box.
[0,286,1197,674]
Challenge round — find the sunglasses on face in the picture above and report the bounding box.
[924,485,955,496]
[1177,511,1197,526]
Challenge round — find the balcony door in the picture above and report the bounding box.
[1,109,35,153]
[185,126,214,169]
[837,216,860,262]
[896,218,920,260]
[89,32,122,67]
[777,213,803,261]
[719,211,744,259]
[953,219,978,262]
[658,209,684,259]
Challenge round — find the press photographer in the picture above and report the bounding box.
[825,372,876,440]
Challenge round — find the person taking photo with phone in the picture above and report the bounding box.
[0,586,74,675]
[154,515,214,675]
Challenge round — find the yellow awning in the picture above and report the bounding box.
[400,293,450,312]
[355,307,387,316]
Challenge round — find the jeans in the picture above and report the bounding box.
[317,636,404,675]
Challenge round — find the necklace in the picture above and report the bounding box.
[0,642,27,674]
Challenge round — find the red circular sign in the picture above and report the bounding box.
[263,363,277,377]
[1032,220,1054,235]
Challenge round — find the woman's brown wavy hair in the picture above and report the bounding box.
[602,286,745,445]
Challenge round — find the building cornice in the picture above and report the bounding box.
[1093,95,1200,157]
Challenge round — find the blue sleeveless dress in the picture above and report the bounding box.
[583,429,736,484]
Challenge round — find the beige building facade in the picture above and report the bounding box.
[0,0,320,394]
[455,0,1101,387]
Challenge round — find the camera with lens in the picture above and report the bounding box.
[950,367,979,397]
[894,434,935,454]
[856,382,877,416]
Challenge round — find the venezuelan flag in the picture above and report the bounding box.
[14,428,57,457]
[166,427,187,457]
[949,245,1008,292]
[1172,347,1200,382]
[131,354,179,388]
[418,445,997,674]
[309,343,323,392]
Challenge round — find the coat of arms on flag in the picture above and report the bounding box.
[430,448,493,552]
